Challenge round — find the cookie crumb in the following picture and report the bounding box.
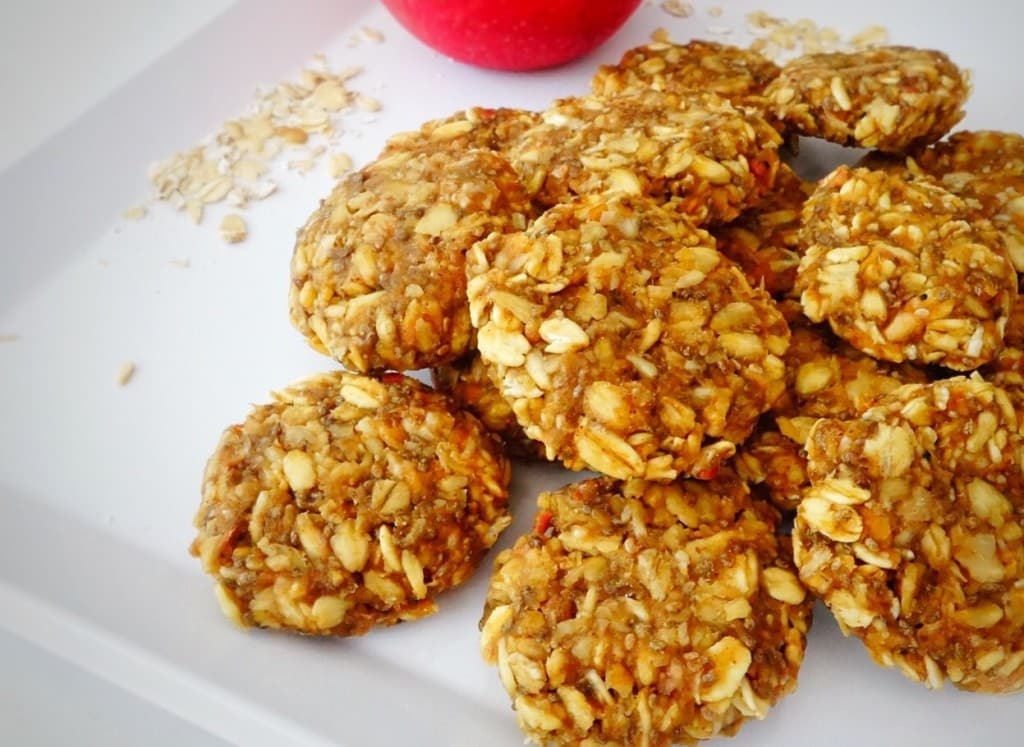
[121,205,147,221]
[660,0,693,17]
[116,361,136,386]
[219,214,248,243]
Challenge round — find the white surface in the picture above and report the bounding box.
[0,629,230,747]
[1,1,1023,745]
[0,0,237,172]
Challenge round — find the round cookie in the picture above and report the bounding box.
[382,106,541,157]
[795,377,1024,693]
[480,473,813,747]
[509,90,782,224]
[712,163,812,298]
[765,46,969,152]
[191,371,512,636]
[289,147,531,372]
[431,351,547,460]
[861,131,1024,272]
[467,193,790,481]
[796,165,1016,370]
[916,130,1024,177]
[591,40,781,114]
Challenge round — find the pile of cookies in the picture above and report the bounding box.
[191,35,1024,747]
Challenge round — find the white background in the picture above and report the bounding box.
[2,1,1023,746]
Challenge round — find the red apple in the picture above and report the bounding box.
[381,0,643,71]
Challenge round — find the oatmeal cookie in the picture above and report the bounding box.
[289,147,531,372]
[382,106,541,157]
[480,473,812,747]
[509,90,782,224]
[431,351,547,460]
[861,132,1024,272]
[796,166,1016,370]
[712,163,812,297]
[795,377,1024,693]
[467,193,790,481]
[191,371,512,636]
[591,40,781,115]
[765,46,969,152]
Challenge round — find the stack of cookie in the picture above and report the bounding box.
[191,36,1024,747]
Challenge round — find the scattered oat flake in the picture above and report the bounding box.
[329,153,354,178]
[355,94,382,112]
[650,26,673,43]
[0,333,19,343]
[660,0,693,18]
[708,24,733,35]
[170,258,191,269]
[139,58,380,237]
[746,11,888,61]
[116,361,137,386]
[122,205,147,221]
[361,26,385,43]
[708,6,723,17]
[220,214,248,243]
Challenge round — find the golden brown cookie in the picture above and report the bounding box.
[795,377,1024,693]
[289,147,531,372]
[481,473,812,746]
[382,106,541,157]
[796,166,1016,370]
[191,371,511,636]
[591,40,780,114]
[431,351,546,460]
[860,131,1024,272]
[509,90,782,224]
[467,193,790,481]
[765,46,969,152]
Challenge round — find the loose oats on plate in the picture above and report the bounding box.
[191,371,511,636]
[289,147,532,372]
[795,377,1024,693]
[467,193,790,481]
[481,472,812,746]
[509,90,782,224]
[765,46,969,152]
[796,165,1016,370]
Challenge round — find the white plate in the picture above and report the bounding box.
[1,1,1022,745]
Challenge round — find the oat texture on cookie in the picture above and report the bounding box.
[713,163,812,298]
[765,46,969,152]
[383,106,541,158]
[432,351,548,461]
[467,193,790,481]
[795,377,1024,693]
[796,165,1016,370]
[191,371,511,636]
[480,473,812,747]
[509,90,782,224]
[289,147,531,372]
[591,40,781,118]
[863,131,1024,272]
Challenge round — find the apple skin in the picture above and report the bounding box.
[380,0,643,71]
